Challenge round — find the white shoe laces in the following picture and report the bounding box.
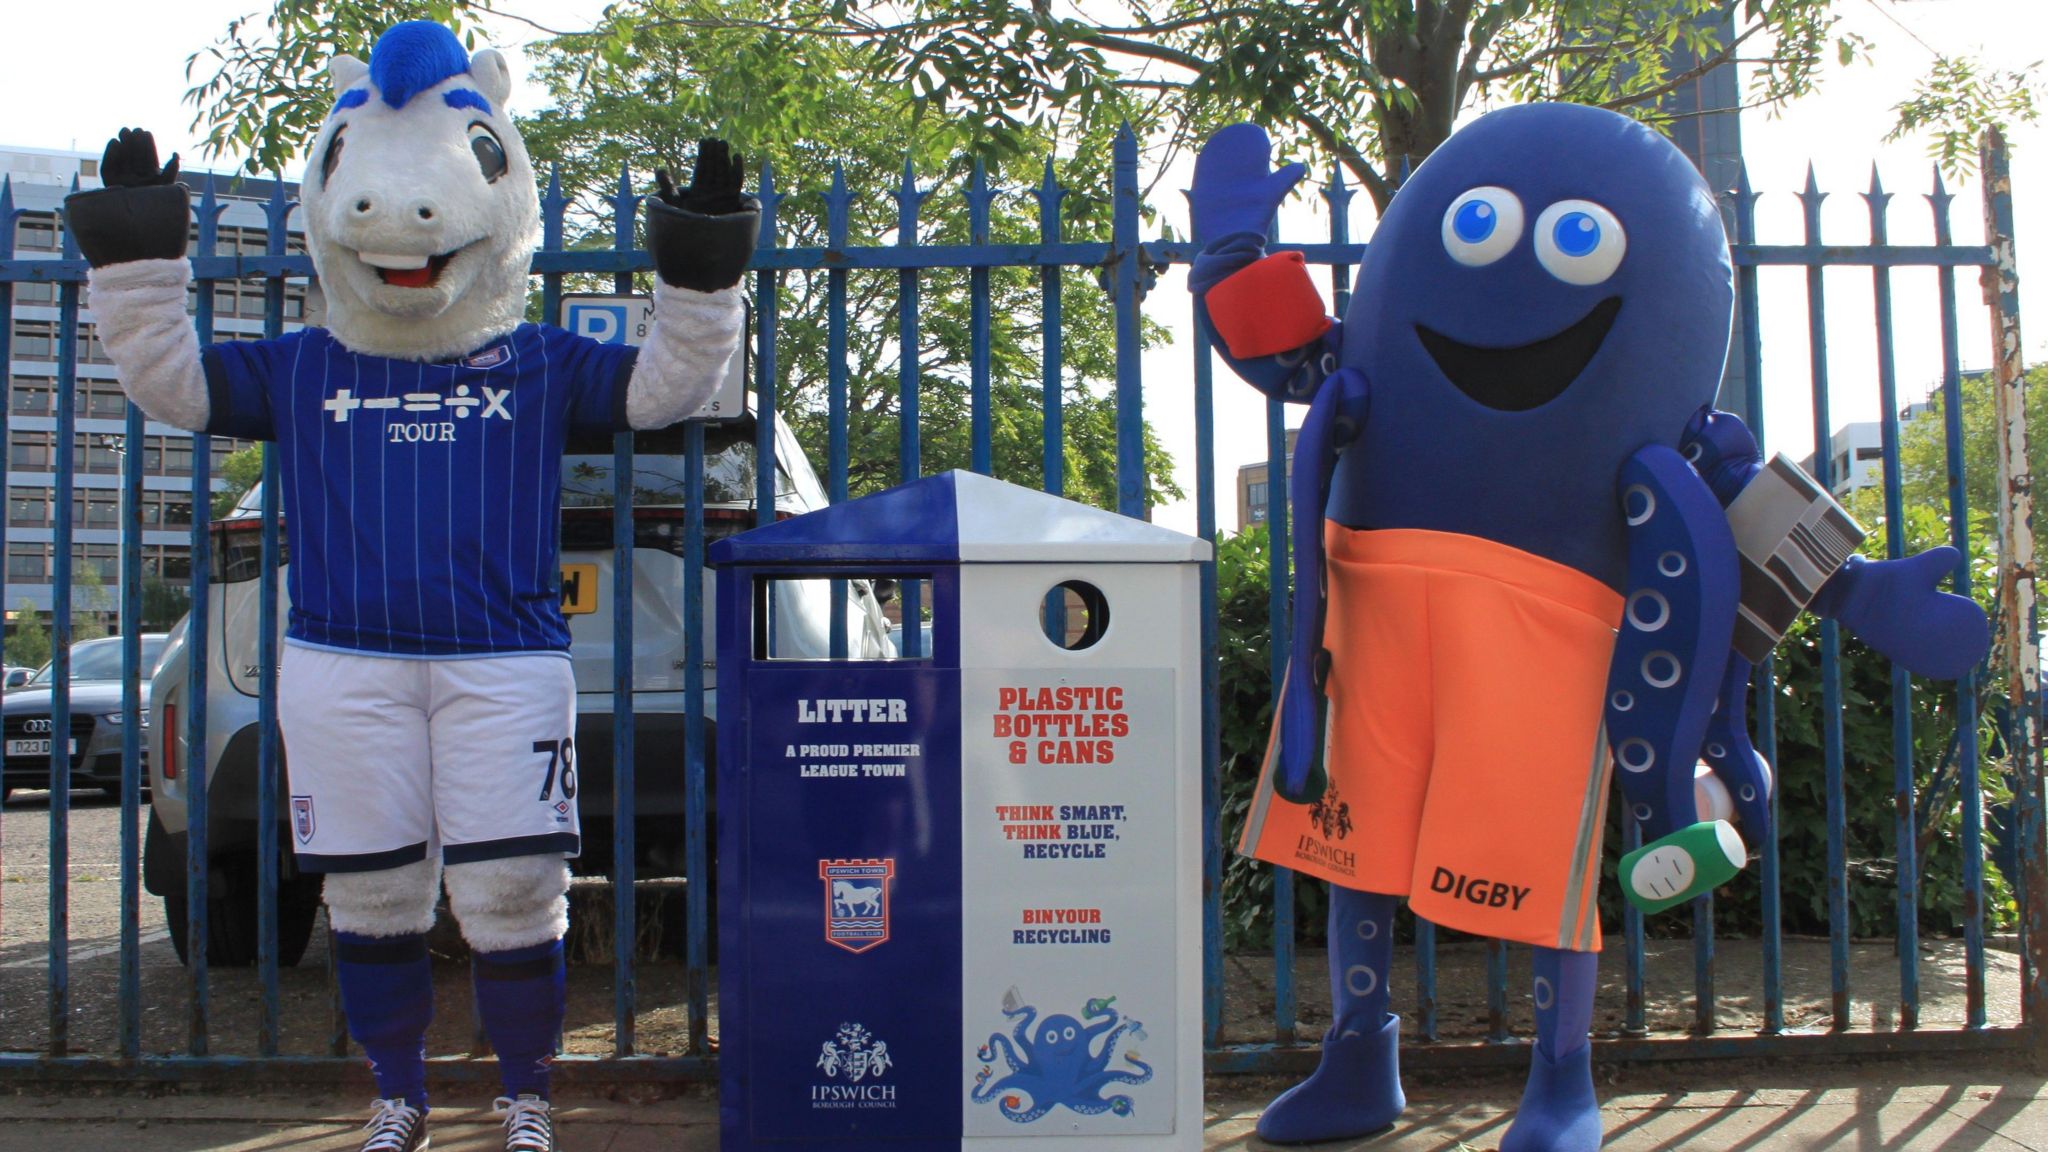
[493,1095,554,1152]
[360,1098,423,1152]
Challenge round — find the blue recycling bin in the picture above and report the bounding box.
[711,470,1210,1151]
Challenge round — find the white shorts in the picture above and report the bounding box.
[278,644,581,873]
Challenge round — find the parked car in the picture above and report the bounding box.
[1,634,168,802]
[146,414,893,966]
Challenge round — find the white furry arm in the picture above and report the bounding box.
[623,282,745,429]
[85,258,210,432]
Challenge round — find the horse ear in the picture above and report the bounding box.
[469,48,514,110]
[329,54,367,96]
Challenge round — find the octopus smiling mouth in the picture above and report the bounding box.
[1416,296,1622,412]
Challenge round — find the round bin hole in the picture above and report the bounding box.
[1041,580,1110,651]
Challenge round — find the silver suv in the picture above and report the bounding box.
[144,416,892,966]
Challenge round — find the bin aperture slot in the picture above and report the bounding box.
[751,573,935,661]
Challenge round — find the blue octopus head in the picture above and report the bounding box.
[1035,1014,1085,1059]
[1343,102,1733,447]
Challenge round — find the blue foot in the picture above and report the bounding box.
[1499,1042,1602,1152]
[1254,1013,1405,1144]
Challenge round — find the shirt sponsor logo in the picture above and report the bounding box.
[292,795,317,845]
[323,384,509,424]
[819,858,894,954]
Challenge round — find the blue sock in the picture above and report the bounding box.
[1329,885,1397,1036]
[1532,946,1598,1058]
[335,932,434,1113]
[473,938,566,1100]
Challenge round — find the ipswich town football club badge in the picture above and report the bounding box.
[291,795,316,845]
[820,858,895,954]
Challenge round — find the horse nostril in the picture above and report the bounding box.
[354,198,372,214]
[416,206,434,220]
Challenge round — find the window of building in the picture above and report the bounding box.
[8,486,48,527]
[7,542,50,581]
[15,215,58,252]
[1246,481,1268,510]
[11,378,53,415]
[14,282,56,305]
[1854,446,1883,461]
[11,430,53,470]
[13,321,55,360]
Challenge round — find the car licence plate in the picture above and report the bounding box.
[561,564,599,615]
[7,738,76,757]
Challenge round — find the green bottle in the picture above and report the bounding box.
[1620,820,1747,915]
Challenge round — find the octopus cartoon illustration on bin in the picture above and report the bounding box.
[1187,103,1988,1150]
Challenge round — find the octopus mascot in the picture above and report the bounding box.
[1188,104,1988,1150]
[64,22,753,1152]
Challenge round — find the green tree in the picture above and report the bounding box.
[185,0,1181,508]
[6,598,50,670]
[211,444,266,518]
[190,0,1861,212]
[142,576,194,633]
[517,0,1179,504]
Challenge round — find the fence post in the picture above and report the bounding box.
[1982,125,2048,1052]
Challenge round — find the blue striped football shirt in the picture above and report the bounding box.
[201,323,638,657]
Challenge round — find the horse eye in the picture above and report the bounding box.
[468,122,507,182]
[319,129,346,186]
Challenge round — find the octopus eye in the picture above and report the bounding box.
[1042,1027,1057,1044]
[1063,1026,1077,1042]
[1441,186,1524,267]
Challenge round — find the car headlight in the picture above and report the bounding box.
[100,712,148,728]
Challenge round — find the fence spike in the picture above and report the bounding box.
[965,157,997,246]
[824,162,851,249]
[1032,156,1066,243]
[197,175,224,257]
[1321,159,1355,221]
[0,177,16,260]
[756,158,781,243]
[264,172,293,248]
[60,176,80,259]
[612,163,638,251]
[1928,165,1955,228]
[542,167,566,252]
[1799,162,1825,206]
[892,156,928,245]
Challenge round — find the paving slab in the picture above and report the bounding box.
[7,1058,2048,1151]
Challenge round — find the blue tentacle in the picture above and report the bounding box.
[1274,365,1370,801]
[1604,444,1740,844]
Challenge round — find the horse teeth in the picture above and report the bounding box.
[358,251,430,270]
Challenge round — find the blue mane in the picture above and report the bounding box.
[368,21,471,110]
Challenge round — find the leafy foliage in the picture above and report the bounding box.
[5,598,50,670]
[183,0,485,177]
[1889,55,2043,178]
[1214,524,1326,950]
[519,0,1180,505]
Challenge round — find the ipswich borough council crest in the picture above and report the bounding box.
[820,858,895,954]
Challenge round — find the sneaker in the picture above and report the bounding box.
[359,1098,429,1152]
[494,1094,556,1152]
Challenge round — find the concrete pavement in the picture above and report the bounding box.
[6,1058,2047,1151]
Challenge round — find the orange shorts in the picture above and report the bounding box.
[1238,526,1623,951]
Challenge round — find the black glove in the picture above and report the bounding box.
[645,138,760,292]
[62,128,191,268]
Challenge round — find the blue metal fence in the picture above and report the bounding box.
[0,123,2035,1083]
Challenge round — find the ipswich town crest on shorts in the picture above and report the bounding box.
[819,858,895,953]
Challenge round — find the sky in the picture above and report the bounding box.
[3,0,2046,535]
